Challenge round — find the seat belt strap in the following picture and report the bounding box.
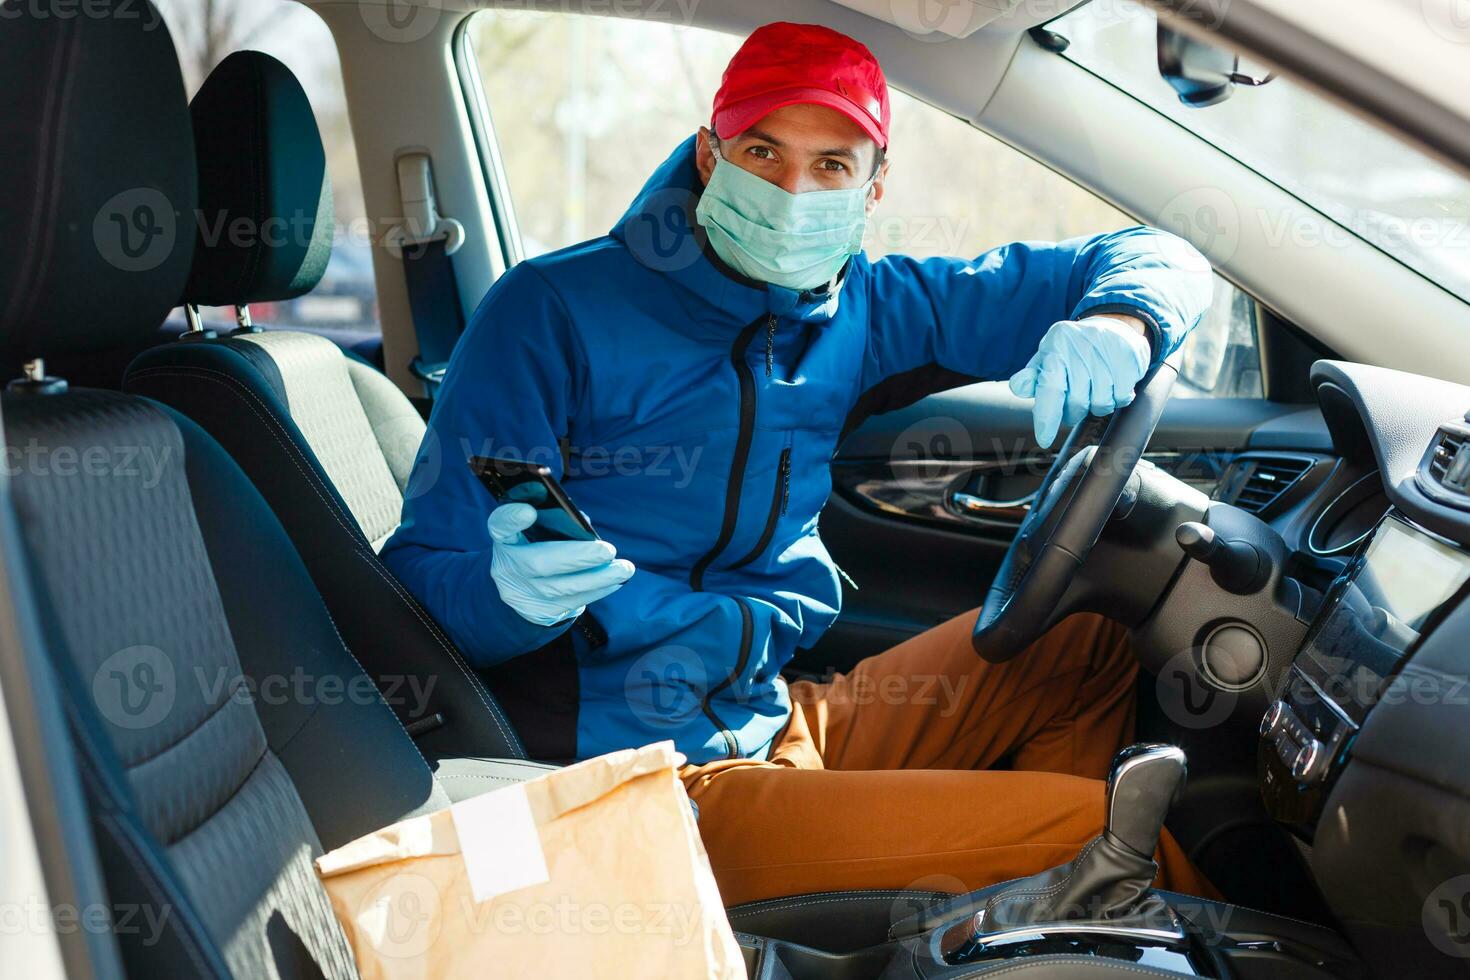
[401,237,464,390]
[387,152,466,397]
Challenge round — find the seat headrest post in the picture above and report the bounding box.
[6,358,68,397]
[232,304,261,334]
[178,304,217,344]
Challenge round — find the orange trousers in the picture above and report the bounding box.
[682,610,1217,907]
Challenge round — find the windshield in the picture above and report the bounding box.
[1053,0,1470,304]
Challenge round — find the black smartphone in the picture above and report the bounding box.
[468,455,600,543]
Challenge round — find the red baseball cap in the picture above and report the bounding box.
[711,22,891,150]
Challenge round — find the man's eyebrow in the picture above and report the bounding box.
[734,128,864,162]
[739,127,784,147]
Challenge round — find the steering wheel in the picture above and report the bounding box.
[971,353,1180,663]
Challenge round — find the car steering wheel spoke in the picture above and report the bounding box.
[972,353,1182,663]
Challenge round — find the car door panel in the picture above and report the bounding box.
[797,383,1322,675]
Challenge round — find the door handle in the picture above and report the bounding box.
[832,458,1044,538]
[834,451,1227,537]
[949,490,1035,526]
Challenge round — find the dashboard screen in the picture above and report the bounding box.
[1297,515,1470,722]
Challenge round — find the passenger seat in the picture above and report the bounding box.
[0,4,482,975]
[122,50,530,767]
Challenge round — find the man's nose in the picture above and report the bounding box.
[772,166,816,195]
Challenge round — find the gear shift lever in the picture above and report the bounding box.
[1106,743,1188,858]
[934,744,1191,963]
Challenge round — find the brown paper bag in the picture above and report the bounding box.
[315,741,744,979]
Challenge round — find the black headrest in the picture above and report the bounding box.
[0,0,196,364]
[184,51,334,307]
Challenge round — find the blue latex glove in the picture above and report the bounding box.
[1008,316,1152,449]
[487,503,635,627]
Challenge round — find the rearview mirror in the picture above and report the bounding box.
[1156,21,1272,107]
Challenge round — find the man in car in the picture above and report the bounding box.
[383,21,1216,903]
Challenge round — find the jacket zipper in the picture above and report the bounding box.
[764,314,776,377]
[728,447,791,570]
[699,597,754,759]
[688,315,774,759]
[575,612,607,648]
[689,314,768,592]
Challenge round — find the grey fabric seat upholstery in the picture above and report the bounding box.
[0,5,550,976]
[123,50,528,766]
[7,390,441,980]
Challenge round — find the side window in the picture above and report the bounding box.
[879,86,1262,399]
[467,13,741,255]
[158,0,378,338]
[1176,279,1263,399]
[468,11,1260,397]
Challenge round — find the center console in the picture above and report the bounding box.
[734,742,1364,979]
[1259,513,1470,829]
[737,892,1361,979]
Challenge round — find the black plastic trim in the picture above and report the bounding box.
[452,19,523,268]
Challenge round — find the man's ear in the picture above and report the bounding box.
[695,127,716,187]
[866,156,890,215]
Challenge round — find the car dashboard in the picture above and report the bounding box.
[1216,360,1470,976]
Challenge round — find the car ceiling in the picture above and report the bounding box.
[309,0,1470,387]
[416,0,1470,170]
[336,0,1085,128]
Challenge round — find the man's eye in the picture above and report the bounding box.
[819,159,850,173]
[747,146,776,161]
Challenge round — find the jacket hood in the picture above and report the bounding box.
[609,135,846,327]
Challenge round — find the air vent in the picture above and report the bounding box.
[1429,429,1469,488]
[1216,455,1314,515]
[1418,419,1470,509]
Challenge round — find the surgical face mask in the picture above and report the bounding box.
[694,140,877,291]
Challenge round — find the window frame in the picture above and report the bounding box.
[454,17,526,271]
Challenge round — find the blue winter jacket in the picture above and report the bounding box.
[381,136,1212,764]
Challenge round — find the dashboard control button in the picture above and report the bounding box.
[1291,738,1324,783]
[1260,700,1287,737]
[1202,623,1267,689]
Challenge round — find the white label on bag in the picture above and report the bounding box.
[450,783,550,903]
